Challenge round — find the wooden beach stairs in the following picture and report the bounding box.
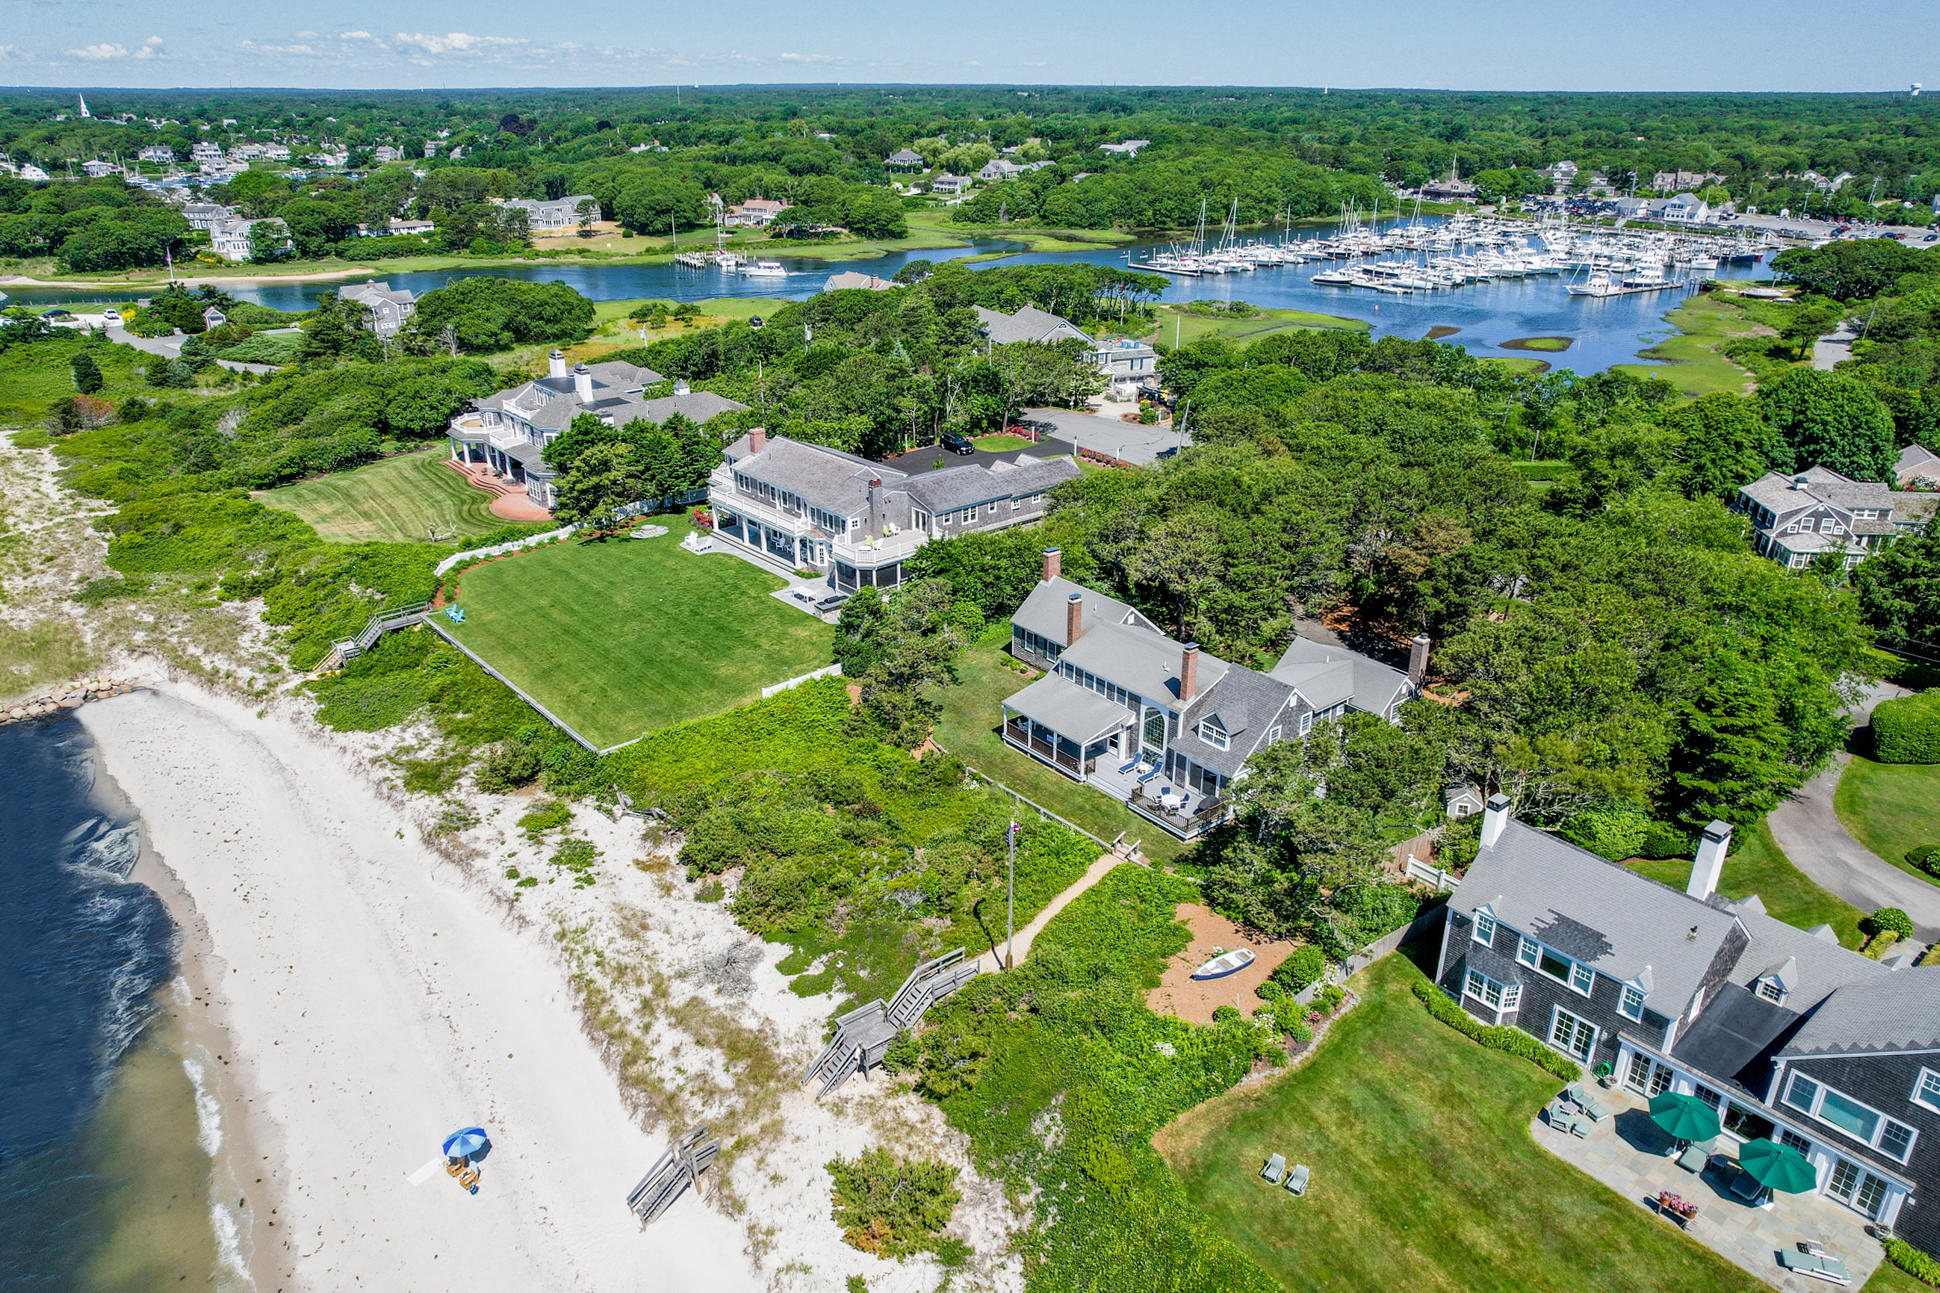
[625,1124,721,1227]
[318,601,432,672]
[801,948,978,1098]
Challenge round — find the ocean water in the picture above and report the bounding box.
[0,715,238,1291]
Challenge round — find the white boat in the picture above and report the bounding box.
[741,259,787,278]
[1191,948,1256,980]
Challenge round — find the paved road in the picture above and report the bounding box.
[1023,406,1190,465]
[1813,325,1857,372]
[105,324,277,375]
[1767,679,1939,938]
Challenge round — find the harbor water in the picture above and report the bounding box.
[5,217,1772,376]
[0,715,245,1292]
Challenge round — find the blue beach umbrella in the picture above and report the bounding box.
[443,1127,489,1159]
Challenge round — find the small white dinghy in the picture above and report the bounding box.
[1191,948,1255,980]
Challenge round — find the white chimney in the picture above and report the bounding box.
[1479,794,1511,850]
[572,362,593,403]
[547,348,567,380]
[1687,821,1732,900]
[674,378,690,396]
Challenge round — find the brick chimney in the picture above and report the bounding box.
[1686,821,1733,900]
[1180,643,1200,704]
[1065,592,1084,646]
[1042,547,1061,583]
[750,426,767,453]
[547,348,566,380]
[1408,634,1431,687]
[1480,793,1511,850]
[572,362,593,403]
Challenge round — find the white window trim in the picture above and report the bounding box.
[1913,1067,1940,1115]
[1520,935,1594,998]
[1298,711,1313,736]
[1547,1004,1598,1064]
[1785,1071,1918,1163]
[1464,968,1519,1018]
[1473,909,1497,947]
[1618,982,1647,1022]
[1197,716,1229,750]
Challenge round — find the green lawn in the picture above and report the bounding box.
[258,449,520,544]
[443,523,833,749]
[929,640,1182,863]
[1502,335,1574,352]
[1146,303,1369,348]
[1836,754,1940,880]
[1161,953,1764,1293]
[1630,819,1866,949]
[1613,291,1764,398]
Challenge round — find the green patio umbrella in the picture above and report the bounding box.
[1648,1091,1722,1145]
[1738,1138,1818,1194]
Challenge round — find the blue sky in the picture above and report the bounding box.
[1,0,1935,92]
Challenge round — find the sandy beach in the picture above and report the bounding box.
[80,684,757,1292]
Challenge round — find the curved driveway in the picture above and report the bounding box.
[1767,679,1940,939]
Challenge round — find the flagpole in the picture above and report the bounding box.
[1006,821,1017,970]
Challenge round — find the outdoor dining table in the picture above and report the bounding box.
[1159,791,1184,812]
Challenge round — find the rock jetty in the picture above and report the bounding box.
[2,673,144,724]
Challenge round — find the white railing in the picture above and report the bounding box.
[761,663,842,699]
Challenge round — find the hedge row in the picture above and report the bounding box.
[1410,980,1582,1081]
[1874,691,1940,765]
[1886,1237,1940,1285]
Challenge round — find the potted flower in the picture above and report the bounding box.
[1656,1190,1699,1226]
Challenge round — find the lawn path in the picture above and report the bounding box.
[977,853,1122,971]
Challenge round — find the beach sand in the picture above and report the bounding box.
[80,684,755,1292]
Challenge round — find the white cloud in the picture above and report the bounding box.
[67,42,128,61]
[133,36,164,60]
[340,31,375,42]
[778,52,836,64]
[392,32,524,57]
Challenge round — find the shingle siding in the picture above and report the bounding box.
[1779,1052,1940,1245]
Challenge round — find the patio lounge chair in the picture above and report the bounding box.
[1565,1083,1609,1121]
[1675,1143,1710,1173]
[1730,1171,1768,1206]
[1285,1164,1309,1196]
[1778,1248,1851,1286]
[1116,755,1141,775]
[1138,764,1164,784]
[1261,1153,1285,1184]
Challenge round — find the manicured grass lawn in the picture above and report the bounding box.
[971,433,1036,451]
[1146,303,1369,348]
[1630,819,1866,949]
[257,449,520,544]
[1836,754,1940,880]
[930,640,1182,863]
[1864,1259,1936,1293]
[443,523,833,749]
[1159,952,1764,1293]
[1613,291,1764,398]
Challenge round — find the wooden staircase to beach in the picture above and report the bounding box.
[801,949,977,1098]
[318,601,432,672]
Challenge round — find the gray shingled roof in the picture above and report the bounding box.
[973,304,1093,347]
[1725,900,1888,1012]
[1780,967,1940,1058]
[636,390,748,425]
[1898,443,1940,486]
[1175,667,1295,778]
[1270,636,1411,716]
[1059,620,1230,707]
[1003,674,1133,742]
[727,436,901,515]
[1012,577,1154,646]
[822,271,897,293]
[1449,820,1743,1016]
[904,454,1079,513]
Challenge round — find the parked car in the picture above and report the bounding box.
[100,308,121,325]
[748,315,763,329]
[941,432,976,456]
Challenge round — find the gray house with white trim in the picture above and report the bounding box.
[337,281,417,340]
[1437,797,1940,1248]
[1002,555,1421,837]
[1735,464,1936,569]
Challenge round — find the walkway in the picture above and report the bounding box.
[975,853,1122,972]
[1767,679,1940,938]
[1812,324,1856,372]
[106,324,277,375]
[444,458,554,522]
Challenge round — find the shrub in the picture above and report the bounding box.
[1271,945,1327,994]
[824,1148,961,1259]
[1315,985,1346,1016]
[1885,1238,1940,1286]
[1874,692,1940,764]
[1638,824,1691,861]
[1560,807,1652,861]
[1288,1021,1314,1045]
[1212,1004,1242,1025]
[1411,980,1581,1081]
[1909,845,1940,877]
[476,742,542,793]
[1866,907,1916,942]
[518,799,572,839]
[1254,978,1286,1003]
[70,351,103,393]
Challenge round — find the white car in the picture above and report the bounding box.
[100,308,121,326]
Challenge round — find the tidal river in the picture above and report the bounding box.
[0,715,245,1291]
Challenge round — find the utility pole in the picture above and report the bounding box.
[1005,820,1018,969]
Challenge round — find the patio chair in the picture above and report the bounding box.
[1116,755,1141,775]
[1778,1248,1851,1286]
[1285,1164,1310,1196]
[1565,1083,1610,1121]
[1729,1170,1768,1206]
[1172,793,1192,816]
[1261,1153,1286,1185]
[1137,762,1164,784]
[1675,1143,1710,1174]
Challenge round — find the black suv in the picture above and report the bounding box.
[941,432,976,456]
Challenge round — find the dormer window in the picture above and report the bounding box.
[1619,983,1647,1021]
[1757,978,1787,1005]
[1197,715,1229,751]
[1473,909,1497,946]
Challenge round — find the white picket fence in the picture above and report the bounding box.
[760,663,842,699]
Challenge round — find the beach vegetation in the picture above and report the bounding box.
[824,1148,960,1259]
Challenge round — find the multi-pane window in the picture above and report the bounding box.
[1197,717,1229,751]
[1829,1160,1890,1219]
[1464,969,1518,1014]
[1473,911,1497,946]
[1757,978,1787,1004]
[1779,1128,1813,1155]
[1619,984,1647,1021]
[1913,1068,1940,1114]
[1548,1008,1596,1063]
[1787,1072,1917,1161]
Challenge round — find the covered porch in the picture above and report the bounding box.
[1001,674,1129,780]
[1537,1079,1887,1291]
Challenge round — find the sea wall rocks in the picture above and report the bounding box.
[2,672,145,724]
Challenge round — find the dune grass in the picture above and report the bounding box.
[442,522,833,749]
[1159,951,1763,1293]
[258,449,518,545]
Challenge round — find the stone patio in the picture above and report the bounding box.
[1534,1083,1883,1290]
